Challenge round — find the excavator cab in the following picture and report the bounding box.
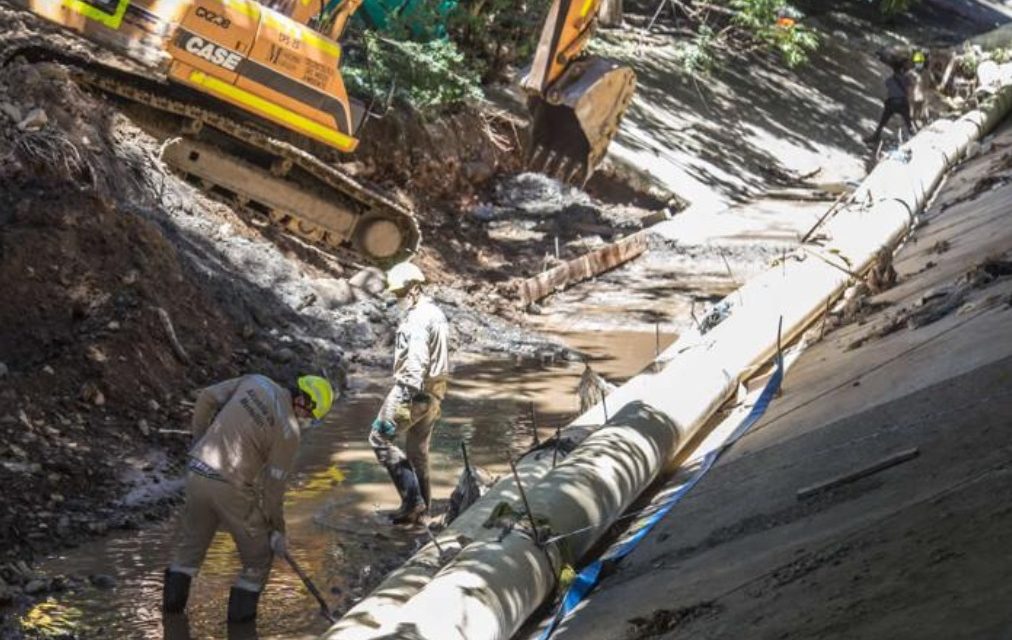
[522,0,635,186]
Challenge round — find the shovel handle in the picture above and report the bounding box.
[283,551,337,624]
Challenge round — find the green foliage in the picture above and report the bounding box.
[678,24,717,74]
[342,15,484,112]
[729,0,819,67]
[446,0,550,82]
[988,47,1011,64]
[878,0,920,16]
[341,0,547,110]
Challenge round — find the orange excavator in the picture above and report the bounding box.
[9,0,635,263]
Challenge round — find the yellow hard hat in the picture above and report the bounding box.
[298,375,334,420]
[912,50,926,64]
[385,261,426,293]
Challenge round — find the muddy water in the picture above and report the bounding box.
[25,330,673,640]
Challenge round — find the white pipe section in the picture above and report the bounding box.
[328,426,595,640]
[324,68,1012,640]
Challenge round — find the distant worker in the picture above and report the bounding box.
[865,61,915,145]
[370,262,450,525]
[163,374,335,623]
[908,50,931,126]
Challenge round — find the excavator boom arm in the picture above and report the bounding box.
[523,0,600,95]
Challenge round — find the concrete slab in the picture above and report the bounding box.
[533,120,1012,640]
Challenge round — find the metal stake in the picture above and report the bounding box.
[552,426,561,467]
[461,441,472,480]
[530,402,540,447]
[424,524,445,556]
[509,458,540,543]
[689,301,703,333]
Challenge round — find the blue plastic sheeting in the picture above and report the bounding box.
[538,350,785,640]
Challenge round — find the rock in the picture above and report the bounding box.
[38,63,70,81]
[348,268,386,297]
[107,320,121,331]
[0,101,22,123]
[137,419,151,436]
[977,59,1001,93]
[23,579,48,595]
[0,582,13,606]
[276,347,295,363]
[463,160,495,184]
[2,461,41,474]
[87,521,108,534]
[17,107,48,132]
[0,362,7,378]
[148,399,161,412]
[42,365,55,375]
[88,574,116,589]
[80,382,105,406]
[314,278,355,309]
[471,203,499,222]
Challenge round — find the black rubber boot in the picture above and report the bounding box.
[389,499,426,525]
[416,467,432,512]
[388,462,425,524]
[381,461,407,501]
[227,587,261,624]
[162,610,193,640]
[162,569,192,615]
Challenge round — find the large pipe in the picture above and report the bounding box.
[328,426,596,639]
[369,401,679,640]
[324,70,1012,640]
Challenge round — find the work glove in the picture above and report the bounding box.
[371,417,397,437]
[269,531,287,557]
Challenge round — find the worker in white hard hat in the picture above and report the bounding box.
[370,261,450,524]
[163,374,335,623]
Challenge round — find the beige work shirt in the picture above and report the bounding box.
[393,295,449,397]
[189,374,300,532]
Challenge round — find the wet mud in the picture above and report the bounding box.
[13,330,671,639]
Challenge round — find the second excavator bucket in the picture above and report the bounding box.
[526,56,635,186]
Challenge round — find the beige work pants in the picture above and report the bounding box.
[169,472,272,592]
[370,380,446,471]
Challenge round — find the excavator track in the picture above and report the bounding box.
[59,56,420,267]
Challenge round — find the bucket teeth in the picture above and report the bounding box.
[527,144,547,171]
[542,150,559,177]
[554,157,573,184]
[567,161,586,186]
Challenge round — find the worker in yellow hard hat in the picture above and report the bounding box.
[163,373,335,624]
[370,261,450,525]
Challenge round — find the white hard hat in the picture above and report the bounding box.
[386,261,425,293]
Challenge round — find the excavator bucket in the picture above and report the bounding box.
[526,55,635,186]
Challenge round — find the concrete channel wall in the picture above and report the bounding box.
[322,70,1012,640]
